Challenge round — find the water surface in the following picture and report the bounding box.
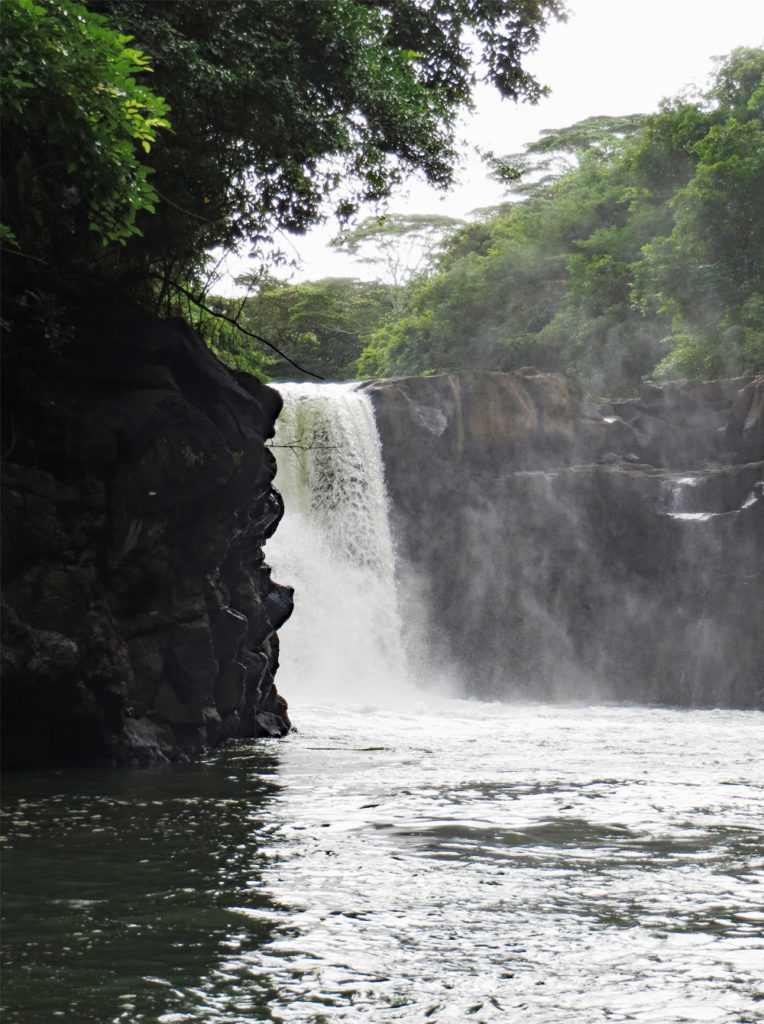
[3,700,763,1023]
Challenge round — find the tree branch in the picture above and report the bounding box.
[148,274,325,380]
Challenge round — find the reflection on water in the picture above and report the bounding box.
[2,702,763,1023]
[1,746,283,1023]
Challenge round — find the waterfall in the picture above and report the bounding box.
[265,382,412,708]
[665,475,718,522]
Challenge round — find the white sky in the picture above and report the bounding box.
[218,0,764,290]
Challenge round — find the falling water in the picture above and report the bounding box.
[3,383,763,1024]
[665,474,719,522]
[265,382,411,707]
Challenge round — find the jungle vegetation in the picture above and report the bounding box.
[250,46,763,394]
[1,0,565,376]
[1,3,760,394]
[359,46,764,392]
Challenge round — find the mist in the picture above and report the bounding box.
[366,369,763,709]
[264,382,456,711]
[264,372,762,715]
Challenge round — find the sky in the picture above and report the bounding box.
[219,0,764,290]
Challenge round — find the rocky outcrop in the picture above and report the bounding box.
[1,295,292,769]
[365,370,764,708]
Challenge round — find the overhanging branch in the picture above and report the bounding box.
[149,274,325,381]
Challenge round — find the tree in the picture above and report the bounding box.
[637,48,764,378]
[2,0,567,376]
[84,0,565,294]
[0,0,170,266]
[356,50,764,393]
[485,113,646,199]
[225,275,396,381]
[331,213,464,299]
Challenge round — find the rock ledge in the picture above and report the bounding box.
[2,297,292,768]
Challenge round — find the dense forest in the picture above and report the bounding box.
[1,0,564,344]
[217,46,764,396]
[1,3,761,396]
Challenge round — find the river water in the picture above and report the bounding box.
[2,701,763,1023]
[3,384,763,1022]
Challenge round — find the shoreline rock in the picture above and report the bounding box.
[1,296,292,769]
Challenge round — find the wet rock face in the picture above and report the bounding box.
[367,370,764,709]
[1,298,292,768]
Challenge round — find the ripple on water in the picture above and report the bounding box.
[2,704,763,1024]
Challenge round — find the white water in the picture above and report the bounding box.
[266,383,416,709]
[255,702,764,1024]
[3,385,763,1024]
[257,385,764,1024]
[4,703,763,1024]
[663,473,762,521]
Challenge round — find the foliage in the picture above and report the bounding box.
[639,48,764,379]
[357,48,764,394]
[484,113,646,199]
[0,0,170,263]
[528,113,648,155]
[331,214,465,294]
[84,0,565,295]
[2,0,565,369]
[225,276,397,382]
[166,290,274,380]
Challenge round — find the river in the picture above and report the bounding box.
[2,383,762,1022]
[2,700,763,1023]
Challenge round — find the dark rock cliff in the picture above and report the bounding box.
[365,369,764,708]
[2,296,293,769]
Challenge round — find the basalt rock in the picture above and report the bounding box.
[1,294,292,769]
[366,370,764,709]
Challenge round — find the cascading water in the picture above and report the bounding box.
[663,472,763,521]
[4,383,763,1024]
[265,382,412,707]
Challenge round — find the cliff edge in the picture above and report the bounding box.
[2,295,293,768]
[365,369,764,708]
